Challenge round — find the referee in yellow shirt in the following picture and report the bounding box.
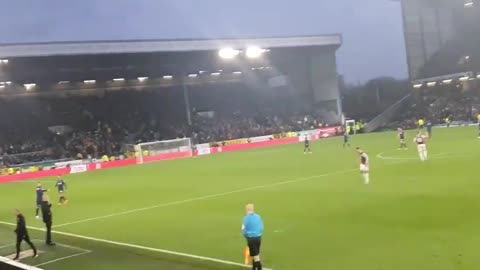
[418,118,425,129]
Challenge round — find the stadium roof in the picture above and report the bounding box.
[0,34,342,58]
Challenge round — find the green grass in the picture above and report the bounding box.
[1,127,480,270]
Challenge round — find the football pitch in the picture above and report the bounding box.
[1,127,480,270]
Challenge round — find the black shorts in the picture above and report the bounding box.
[247,237,262,257]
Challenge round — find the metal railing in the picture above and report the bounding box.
[364,93,412,132]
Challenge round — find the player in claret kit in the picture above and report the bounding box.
[414,131,428,162]
[397,128,407,150]
[356,147,370,184]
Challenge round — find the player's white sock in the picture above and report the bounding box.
[423,150,428,161]
[363,173,370,184]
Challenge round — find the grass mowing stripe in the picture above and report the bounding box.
[53,168,357,228]
[0,221,273,270]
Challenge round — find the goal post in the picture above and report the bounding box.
[345,119,357,135]
[136,138,193,164]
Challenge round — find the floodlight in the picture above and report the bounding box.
[188,74,198,78]
[163,75,173,79]
[219,48,240,59]
[246,46,266,58]
[426,82,436,87]
[58,81,70,84]
[84,80,96,84]
[113,78,125,82]
[413,84,423,89]
[0,59,8,64]
[465,1,473,7]
[24,83,36,90]
[459,76,469,81]
[233,71,242,75]
[442,79,453,84]
[137,77,149,82]
[211,72,221,76]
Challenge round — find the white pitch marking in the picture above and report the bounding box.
[376,152,448,160]
[53,168,357,228]
[0,255,43,270]
[31,239,92,253]
[0,221,273,270]
[0,243,14,249]
[34,250,92,267]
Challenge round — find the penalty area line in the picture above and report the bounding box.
[52,168,357,228]
[0,221,273,270]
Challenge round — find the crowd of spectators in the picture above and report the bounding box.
[384,82,480,130]
[0,87,334,166]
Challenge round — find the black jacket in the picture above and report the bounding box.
[15,214,27,236]
[41,201,53,224]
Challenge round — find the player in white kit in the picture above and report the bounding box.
[414,132,428,161]
[356,147,370,184]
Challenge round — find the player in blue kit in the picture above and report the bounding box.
[303,135,312,154]
[55,176,69,206]
[398,128,407,150]
[343,130,350,148]
[35,184,48,219]
[426,121,433,138]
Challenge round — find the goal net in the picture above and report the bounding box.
[135,138,193,164]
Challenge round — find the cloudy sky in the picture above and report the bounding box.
[0,0,408,83]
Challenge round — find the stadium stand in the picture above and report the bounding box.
[0,86,336,168]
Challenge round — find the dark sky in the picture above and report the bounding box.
[0,0,408,83]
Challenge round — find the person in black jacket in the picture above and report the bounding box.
[14,209,38,261]
[41,196,55,246]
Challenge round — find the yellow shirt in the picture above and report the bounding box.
[477,114,480,123]
[418,119,424,126]
[102,155,109,162]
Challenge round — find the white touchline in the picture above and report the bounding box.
[0,243,14,249]
[34,250,92,267]
[376,152,449,160]
[0,221,273,270]
[0,255,43,270]
[52,168,357,228]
